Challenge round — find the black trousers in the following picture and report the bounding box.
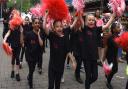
[11,46,21,65]
[83,60,98,89]
[26,52,40,84]
[48,64,64,89]
[106,58,118,84]
[27,60,37,84]
[75,55,82,78]
[37,53,43,69]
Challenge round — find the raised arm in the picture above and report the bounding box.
[43,10,50,35]
[70,16,78,29]
[102,13,116,31]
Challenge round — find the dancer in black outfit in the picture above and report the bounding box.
[21,18,44,89]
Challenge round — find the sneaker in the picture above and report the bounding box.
[61,77,64,83]
[11,71,15,78]
[106,83,113,89]
[16,74,20,81]
[76,77,83,84]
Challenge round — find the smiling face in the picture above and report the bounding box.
[86,14,96,28]
[53,21,63,36]
[32,18,40,31]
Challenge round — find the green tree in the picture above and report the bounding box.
[7,0,31,12]
[30,0,40,5]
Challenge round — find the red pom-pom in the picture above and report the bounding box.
[2,42,13,56]
[42,0,69,20]
[114,32,128,51]
[103,63,113,75]
[9,10,23,30]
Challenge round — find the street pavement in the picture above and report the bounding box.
[0,23,127,89]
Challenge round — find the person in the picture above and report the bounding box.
[3,25,23,81]
[21,17,44,89]
[80,12,115,89]
[105,23,121,89]
[20,16,32,69]
[43,11,76,89]
[37,17,46,74]
[95,9,104,66]
[69,18,84,84]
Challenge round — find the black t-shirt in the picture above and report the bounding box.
[63,27,71,52]
[25,30,45,57]
[9,27,21,48]
[48,28,70,71]
[82,26,102,60]
[106,35,118,61]
[70,30,84,57]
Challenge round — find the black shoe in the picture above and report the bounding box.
[38,68,42,75]
[29,81,33,89]
[106,83,113,89]
[27,76,33,89]
[76,77,83,84]
[11,71,15,78]
[97,61,103,67]
[29,83,33,89]
[19,64,22,69]
[16,74,20,81]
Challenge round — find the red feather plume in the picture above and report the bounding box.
[41,0,69,21]
[2,42,13,56]
[114,32,128,51]
[9,10,23,30]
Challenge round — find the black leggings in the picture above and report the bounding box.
[106,58,118,84]
[26,54,39,83]
[83,60,98,89]
[37,53,43,69]
[75,55,82,78]
[48,65,64,89]
[27,60,37,83]
[11,47,21,65]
